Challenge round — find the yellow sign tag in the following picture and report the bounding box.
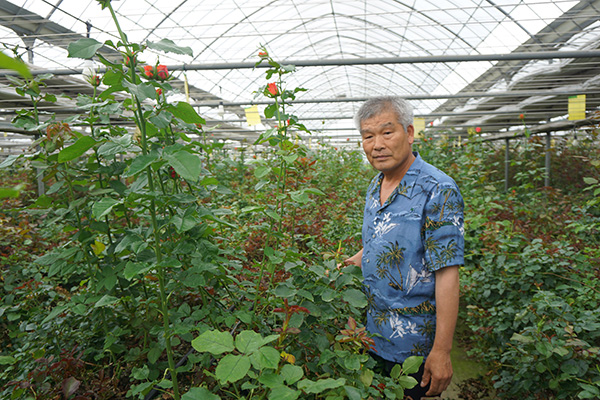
[245,105,261,126]
[568,95,586,120]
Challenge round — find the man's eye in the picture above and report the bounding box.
[384,131,392,135]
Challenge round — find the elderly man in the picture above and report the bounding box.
[346,97,464,399]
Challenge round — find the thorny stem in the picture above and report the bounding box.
[105,2,181,397]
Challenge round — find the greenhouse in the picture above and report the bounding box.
[0,0,599,399]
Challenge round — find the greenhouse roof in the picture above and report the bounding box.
[0,0,599,148]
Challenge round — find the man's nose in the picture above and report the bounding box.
[373,135,385,150]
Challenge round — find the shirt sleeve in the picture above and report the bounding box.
[422,181,464,272]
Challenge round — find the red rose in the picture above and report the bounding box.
[258,51,268,58]
[125,54,136,67]
[91,75,101,87]
[157,64,169,80]
[143,65,154,78]
[519,113,525,120]
[156,88,162,96]
[267,82,278,96]
[475,127,482,133]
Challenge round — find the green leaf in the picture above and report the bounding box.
[583,177,598,185]
[115,234,145,254]
[0,356,16,365]
[0,155,19,168]
[235,330,267,354]
[124,153,159,177]
[536,362,546,373]
[165,150,202,182]
[200,177,219,186]
[553,346,569,357]
[215,354,251,384]
[168,102,205,124]
[344,386,362,400]
[265,209,281,221]
[273,283,297,298]
[280,364,304,385]
[268,386,300,400]
[254,165,272,179]
[131,365,149,380]
[171,209,200,233]
[191,330,234,355]
[92,197,120,219]
[297,378,346,394]
[123,262,152,280]
[94,295,119,308]
[67,38,103,59]
[402,356,423,375]
[264,103,277,118]
[578,384,600,398]
[398,375,418,389]
[511,333,535,344]
[343,354,361,370]
[342,288,367,308]
[123,80,157,102]
[58,136,96,162]
[0,187,21,198]
[182,387,221,400]
[258,373,284,388]
[41,305,68,324]
[147,39,193,56]
[0,52,30,78]
[360,368,374,387]
[250,346,280,370]
[290,190,309,204]
[304,187,326,196]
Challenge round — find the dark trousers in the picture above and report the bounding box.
[372,353,431,400]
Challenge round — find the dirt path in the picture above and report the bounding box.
[437,338,494,400]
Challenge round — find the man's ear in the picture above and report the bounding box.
[407,124,415,145]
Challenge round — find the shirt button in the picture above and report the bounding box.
[366,259,370,263]
[372,234,376,238]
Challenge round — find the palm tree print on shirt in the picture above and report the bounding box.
[438,187,458,220]
[376,241,405,290]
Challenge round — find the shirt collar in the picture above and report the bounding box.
[372,152,423,208]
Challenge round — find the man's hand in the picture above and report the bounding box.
[421,348,453,396]
[421,265,459,396]
[344,248,363,268]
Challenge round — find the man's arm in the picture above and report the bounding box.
[344,248,363,268]
[421,265,459,396]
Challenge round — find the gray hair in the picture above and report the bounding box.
[354,96,414,132]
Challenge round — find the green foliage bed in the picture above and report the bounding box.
[1,3,599,398]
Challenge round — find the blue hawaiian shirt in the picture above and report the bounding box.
[361,152,464,363]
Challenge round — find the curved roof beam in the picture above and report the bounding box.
[141,0,189,43]
[388,0,480,53]
[188,0,280,62]
[209,12,448,99]
[484,0,541,44]
[219,35,447,100]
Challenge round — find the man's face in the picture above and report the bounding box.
[360,109,415,176]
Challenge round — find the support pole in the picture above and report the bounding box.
[505,138,510,192]
[545,132,551,187]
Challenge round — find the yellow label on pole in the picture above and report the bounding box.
[245,105,261,126]
[184,73,190,103]
[568,95,586,120]
[413,118,425,139]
